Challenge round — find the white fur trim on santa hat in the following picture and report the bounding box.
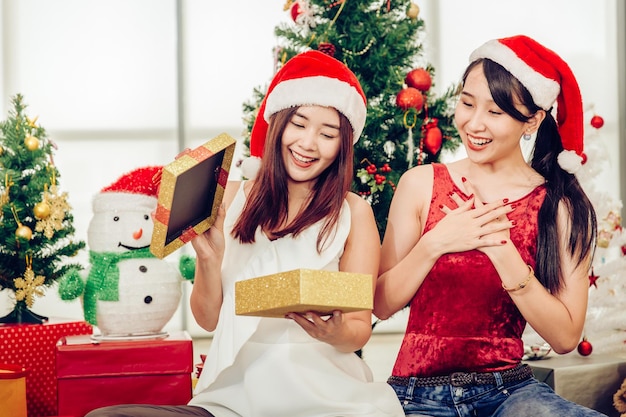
[92,192,157,213]
[469,39,560,110]
[264,75,367,143]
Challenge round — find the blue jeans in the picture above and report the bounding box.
[389,373,608,417]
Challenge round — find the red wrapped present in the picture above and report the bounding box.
[56,330,193,417]
[0,318,93,417]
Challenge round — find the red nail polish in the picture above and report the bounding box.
[510,203,517,209]
[503,198,509,204]
[501,240,507,245]
[438,204,444,209]
[461,177,467,182]
[511,220,516,226]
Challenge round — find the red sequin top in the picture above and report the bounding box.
[391,163,546,377]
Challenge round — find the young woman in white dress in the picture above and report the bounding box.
[86,50,404,417]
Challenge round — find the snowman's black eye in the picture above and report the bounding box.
[144,214,149,220]
[113,216,120,221]
[144,296,153,304]
[139,265,147,273]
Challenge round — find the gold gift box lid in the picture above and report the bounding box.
[150,133,235,259]
[235,269,373,318]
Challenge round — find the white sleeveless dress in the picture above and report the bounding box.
[189,182,403,417]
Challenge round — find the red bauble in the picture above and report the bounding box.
[590,115,604,129]
[577,338,593,356]
[396,87,424,111]
[423,120,442,155]
[424,126,442,155]
[405,68,432,92]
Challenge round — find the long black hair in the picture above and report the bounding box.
[463,58,597,293]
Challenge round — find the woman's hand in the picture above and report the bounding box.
[190,204,226,263]
[286,310,347,345]
[433,181,514,254]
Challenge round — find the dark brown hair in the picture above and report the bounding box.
[232,106,354,252]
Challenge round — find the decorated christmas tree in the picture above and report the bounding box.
[241,0,461,236]
[0,94,85,324]
[575,108,626,356]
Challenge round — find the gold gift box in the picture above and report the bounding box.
[150,133,235,259]
[235,269,373,318]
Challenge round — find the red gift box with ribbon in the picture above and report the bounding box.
[0,318,93,417]
[55,330,193,417]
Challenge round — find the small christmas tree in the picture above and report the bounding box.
[0,94,85,324]
[241,0,461,236]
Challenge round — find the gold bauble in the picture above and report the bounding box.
[34,201,51,219]
[25,135,40,151]
[407,2,420,19]
[597,229,612,248]
[0,145,4,156]
[15,224,33,240]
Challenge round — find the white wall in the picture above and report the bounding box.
[0,0,621,336]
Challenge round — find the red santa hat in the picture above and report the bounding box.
[242,50,367,178]
[469,35,585,173]
[93,166,162,212]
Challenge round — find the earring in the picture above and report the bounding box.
[522,132,532,141]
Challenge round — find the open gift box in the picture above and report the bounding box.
[235,269,373,318]
[150,133,236,259]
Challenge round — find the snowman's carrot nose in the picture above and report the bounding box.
[133,229,143,239]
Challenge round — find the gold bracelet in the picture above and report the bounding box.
[502,265,534,292]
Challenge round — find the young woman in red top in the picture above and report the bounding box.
[375,35,602,416]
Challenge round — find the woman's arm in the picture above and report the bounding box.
[189,180,240,332]
[484,201,590,353]
[287,192,379,353]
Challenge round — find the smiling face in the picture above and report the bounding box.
[88,193,156,252]
[280,105,342,185]
[454,64,533,166]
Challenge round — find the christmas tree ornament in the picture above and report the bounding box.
[33,200,51,219]
[36,180,71,239]
[396,87,424,111]
[290,1,302,21]
[407,2,420,19]
[11,207,33,241]
[14,255,45,308]
[405,68,432,92]
[597,229,612,248]
[577,337,593,356]
[15,224,33,241]
[590,115,604,129]
[605,210,621,229]
[588,269,599,288]
[24,135,40,151]
[423,119,443,155]
[318,42,336,57]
